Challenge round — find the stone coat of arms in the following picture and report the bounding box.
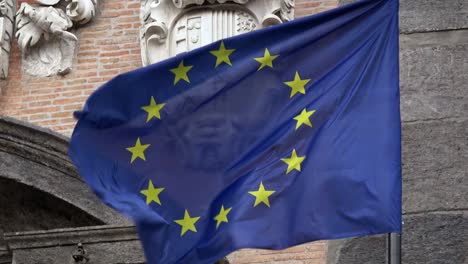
[140,0,295,66]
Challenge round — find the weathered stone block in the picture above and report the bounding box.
[399,0,468,33]
[402,120,468,213]
[400,30,468,122]
[328,213,468,264]
[340,0,468,33]
[328,118,468,264]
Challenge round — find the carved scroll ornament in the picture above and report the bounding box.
[172,0,250,9]
[0,0,14,79]
[140,0,295,66]
[15,0,98,77]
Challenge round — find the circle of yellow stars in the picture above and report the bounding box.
[124,40,317,237]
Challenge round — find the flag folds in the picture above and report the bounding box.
[70,0,401,263]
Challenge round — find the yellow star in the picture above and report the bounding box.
[170,60,193,85]
[141,96,166,122]
[210,41,235,67]
[174,210,201,236]
[254,48,279,71]
[140,180,165,205]
[126,138,150,163]
[214,205,232,229]
[281,149,306,174]
[248,182,275,207]
[293,108,316,130]
[284,71,311,98]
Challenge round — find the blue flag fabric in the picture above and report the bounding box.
[70,0,401,263]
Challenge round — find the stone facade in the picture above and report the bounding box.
[0,1,335,263]
[328,1,468,263]
[3,0,465,263]
[2,0,466,263]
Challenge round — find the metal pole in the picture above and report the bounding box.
[387,233,401,264]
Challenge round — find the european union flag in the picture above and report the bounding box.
[70,0,401,263]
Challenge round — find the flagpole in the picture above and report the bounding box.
[387,233,401,264]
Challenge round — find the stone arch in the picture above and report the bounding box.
[0,117,129,229]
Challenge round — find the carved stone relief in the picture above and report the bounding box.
[140,0,295,66]
[0,0,14,79]
[15,0,98,77]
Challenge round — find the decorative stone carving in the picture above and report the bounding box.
[280,0,294,22]
[15,0,98,77]
[67,0,98,25]
[71,243,89,263]
[172,0,250,9]
[140,0,295,66]
[0,0,15,79]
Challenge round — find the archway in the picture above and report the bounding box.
[0,117,128,230]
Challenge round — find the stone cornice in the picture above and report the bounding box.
[0,236,10,264]
[4,225,137,250]
[0,116,78,180]
[0,117,130,225]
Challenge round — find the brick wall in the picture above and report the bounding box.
[296,0,339,17]
[228,242,327,263]
[0,0,142,134]
[0,0,337,263]
[0,0,338,135]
